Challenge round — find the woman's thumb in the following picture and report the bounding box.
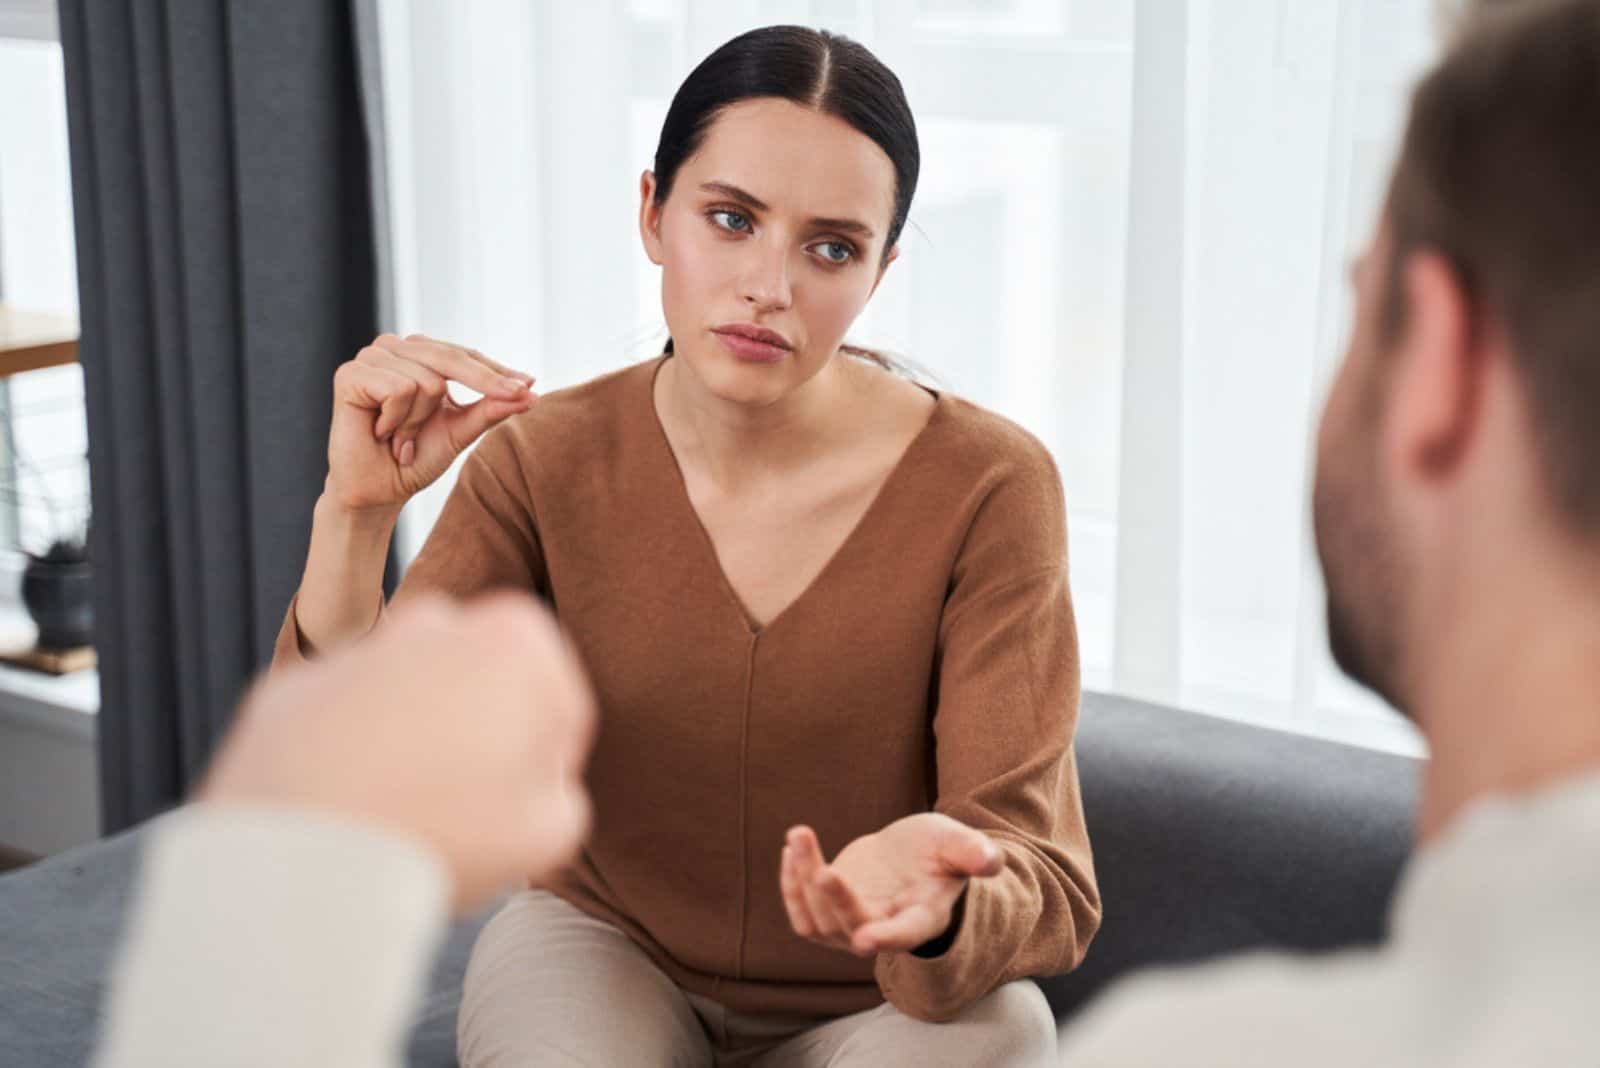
[939,829,1003,878]
[447,393,537,450]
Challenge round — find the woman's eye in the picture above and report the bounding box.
[814,241,854,264]
[710,210,751,233]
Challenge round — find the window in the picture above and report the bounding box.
[377,0,1438,754]
[0,2,90,620]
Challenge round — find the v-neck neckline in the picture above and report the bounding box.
[643,355,945,637]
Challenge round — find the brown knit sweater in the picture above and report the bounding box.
[274,356,1100,1022]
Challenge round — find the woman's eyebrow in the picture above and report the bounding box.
[699,180,876,239]
[700,181,769,211]
[809,215,875,238]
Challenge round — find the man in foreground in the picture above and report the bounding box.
[1058,1,1600,1063]
[92,593,596,1067]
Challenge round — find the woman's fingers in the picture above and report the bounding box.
[407,333,531,384]
[442,393,537,455]
[850,902,941,956]
[339,357,422,441]
[785,827,850,945]
[815,868,871,930]
[373,334,530,400]
[355,349,447,466]
[814,868,875,955]
[780,845,817,938]
[786,827,824,879]
[790,830,842,939]
[351,336,538,466]
[360,349,447,431]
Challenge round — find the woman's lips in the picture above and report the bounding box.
[713,327,791,363]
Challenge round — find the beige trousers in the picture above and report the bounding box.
[457,890,1057,1068]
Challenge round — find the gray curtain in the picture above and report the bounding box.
[59,0,391,833]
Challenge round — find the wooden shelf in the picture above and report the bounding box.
[0,303,79,378]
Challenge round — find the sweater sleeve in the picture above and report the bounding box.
[91,805,448,1068]
[874,447,1102,1022]
[272,422,549,669]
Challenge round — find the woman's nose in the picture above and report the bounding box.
[739,242,793,312]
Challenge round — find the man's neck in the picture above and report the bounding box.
[1411,565,1600,843]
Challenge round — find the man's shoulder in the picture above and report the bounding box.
[1056,946,1414,1068]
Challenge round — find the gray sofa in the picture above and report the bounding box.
[0,692,1419,1066]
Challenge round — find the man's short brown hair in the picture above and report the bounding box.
[1384,0,1600,531]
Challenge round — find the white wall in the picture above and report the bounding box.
[0,668,98,854]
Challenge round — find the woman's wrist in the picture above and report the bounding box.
[296,491,399,652]
[316,481,403,541]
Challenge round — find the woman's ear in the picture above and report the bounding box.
[868,244,900,301]
[639,171,665,266]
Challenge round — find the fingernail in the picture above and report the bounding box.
[501,376,528,394]
[399,440,415,467]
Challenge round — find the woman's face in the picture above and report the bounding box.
[640,97,899,407]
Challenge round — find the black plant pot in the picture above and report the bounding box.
[22,557,94,650]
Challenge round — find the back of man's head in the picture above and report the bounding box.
[1385,0,1600,535]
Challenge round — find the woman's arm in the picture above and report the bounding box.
[273,418,549,670]
[289,490,400,656]
[873,447,1102,1022]
[273,333,537,668]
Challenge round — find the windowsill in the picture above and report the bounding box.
[0,659,97,738]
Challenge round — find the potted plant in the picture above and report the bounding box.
[22,523,92,650]
[4,453,94,651]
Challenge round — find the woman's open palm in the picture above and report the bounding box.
[780,813,1003,958]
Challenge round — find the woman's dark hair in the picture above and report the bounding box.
[652,25,919,371]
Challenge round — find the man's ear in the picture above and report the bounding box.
[639,171,664,266]
[1383,250,1481,488]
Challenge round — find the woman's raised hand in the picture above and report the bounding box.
[325,333,537,513]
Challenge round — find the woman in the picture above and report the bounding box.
[276,24,1099,1067]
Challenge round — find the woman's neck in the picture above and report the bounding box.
[655,353,856,492]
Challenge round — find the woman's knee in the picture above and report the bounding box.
[970,981,1057,1066]
[844,982,1056,1066]
[456,891,709,1067]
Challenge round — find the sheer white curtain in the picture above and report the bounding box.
[375,0,1437,755]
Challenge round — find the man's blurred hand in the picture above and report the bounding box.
[201,592,596,911]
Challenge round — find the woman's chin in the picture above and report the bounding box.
[683,350,800,408]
